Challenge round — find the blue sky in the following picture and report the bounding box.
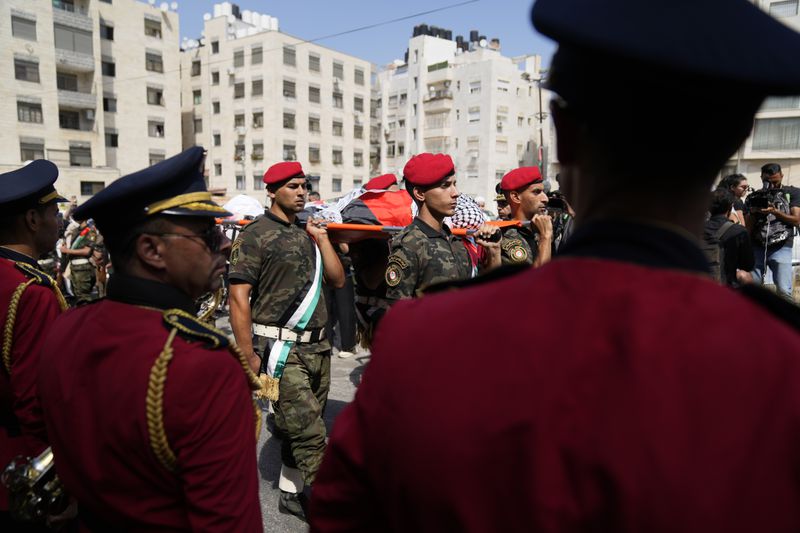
[174,0,556,67]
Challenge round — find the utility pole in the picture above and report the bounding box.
[533,74,549,179]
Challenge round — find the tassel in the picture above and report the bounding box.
[256,373,280,402]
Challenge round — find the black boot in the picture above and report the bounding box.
[278,490,308,522]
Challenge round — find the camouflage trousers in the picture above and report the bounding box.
[255,337,331,485]
[70,263,96,305]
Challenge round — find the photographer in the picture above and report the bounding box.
[745,163,800,299]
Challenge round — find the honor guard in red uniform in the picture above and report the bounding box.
[0,161,67,526]
[38,147,264,531]
[311,1,800,531]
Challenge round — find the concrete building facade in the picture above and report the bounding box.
[0,0,182,202]
[372,28,550,206]
[180,2,372,201]
[726,0,800,186]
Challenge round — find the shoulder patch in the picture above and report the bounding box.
[230,238,242,266]
[14,262,55,288]
[162,308,230,349]
[385,261,404,287]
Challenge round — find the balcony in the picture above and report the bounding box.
[58,89,96,110]
[55,49,95,73]
[52,1,93,32]
[423,90,453,113]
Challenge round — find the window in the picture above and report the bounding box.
[212,101,220,114]
[752,117,800,150]
[102,60,116,77]
[253,112,263,128]
[332,120,343,136]
[468,107,480,124]
[211,71,219,85]
[59,109,80,129]
[56,72,78,91]
[354,96,364,112]
[191,60,201,77]
[333,61,344,80]
[213,133,221,146]
[283,80,296,99]
[309,54,321,72]
[17,101,43,123]
[283,142,296,161]
[353,178,363,188]
[211,40,219,54]
[253,175,265,190]
[149,152,165,166]
[496,138,508,153]
[518,115,524,126]
[14,59,39,82]
[105,132,118,147]
[145,52,163,72]
[309,144,321,163]
[80,181,105,195]
[762,96,800,110]
[251,46,263,65]
[252,142,264,160]
[309,116,320,133]
[309,86,321,104]
[251,79,263,97]
[234,114,245,128]
[354,68,365,85]
[214,163,222,175]
[414,77,418,89]
[332,91,343,109]
[770,0,798,17]
[399,93,407,106]
[54,25,92,54]
[283,112,296,130]
[12,16,36,41]
[332,148,343,164]
[283,46,296,66]
[193,89,202,105]
[69,146,91,167]
[20,141,44,161]
[497,79,510,92]
[354,124,363,139]
[234,143,245,160]
[100,23,114,40]
[397,143,405,156]
[469,81,481,94]
[144,18,162,38]
[193,118,202,133]
[236,175,245,190]
[388,95,398,108]
[148,120,165,137]
[103,96,117,112]
[234,82,245,99]
[387,143,396,157]
[354,150,363,167]
[146,87,164,106]
[233,50,244,67]
[332,177,342,193]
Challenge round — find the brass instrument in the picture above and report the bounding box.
[197,283,224,323]
[2,447,68,524]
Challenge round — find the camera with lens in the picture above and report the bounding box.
[745,188,781,213]
[546,191,568,213]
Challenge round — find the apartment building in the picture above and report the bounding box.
[0,0,182,201]
[180,2,372,201]
[372,27,549,205]
[723,0,800,185]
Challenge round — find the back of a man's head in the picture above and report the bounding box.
[709,188,735,217]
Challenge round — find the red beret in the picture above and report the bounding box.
[364,174,397,191]
[500,167,543,191]
[263,161,304,184]
[403,153,454,186]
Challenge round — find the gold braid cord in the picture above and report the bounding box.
[2,279,36,373]
[2,273,67,374]
[146,328,179,472]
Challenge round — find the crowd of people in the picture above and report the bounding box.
[2,0,800,531]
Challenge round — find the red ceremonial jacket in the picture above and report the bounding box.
[311,221,800,533]
[38,274,262,531]
[0,251,61,510]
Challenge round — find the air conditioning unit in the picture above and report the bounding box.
[84,109,95,121]
[235,126,246,136]
[227,67,236,76]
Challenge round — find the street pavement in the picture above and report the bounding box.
[216,316,368,532]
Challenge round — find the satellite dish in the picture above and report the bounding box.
[203,13,211,20]
[170,1,178,9]
[479,38,487,48]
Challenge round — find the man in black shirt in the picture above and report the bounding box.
[705,189,754,286]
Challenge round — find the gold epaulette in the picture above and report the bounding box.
[3,263,67,373]
[145,309,263,472]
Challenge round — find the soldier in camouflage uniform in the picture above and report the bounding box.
[60,219,98,305]
[498,167,554,268]
[228,161,344,522]
[385,153,500,300]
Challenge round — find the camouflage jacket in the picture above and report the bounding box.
[385,218,473,300]
[500,226,538,266]
[228,212,329,353]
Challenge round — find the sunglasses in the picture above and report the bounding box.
[145,226,224,253]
